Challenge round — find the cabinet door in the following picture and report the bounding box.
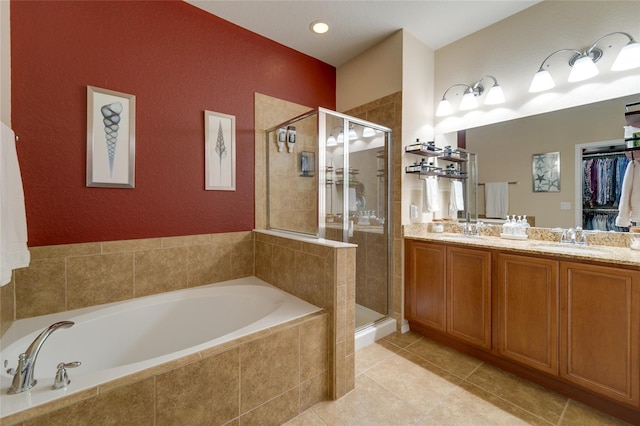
[560,262,640,407]
[497,254,559,375]
[447,246,491,349]
[404,240,446,331]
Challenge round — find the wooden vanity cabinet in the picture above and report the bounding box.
[560,262,640,407]
[496,254,559,375]
[404,240,491,349]
[404,240,446,332]
[447,246,491,349]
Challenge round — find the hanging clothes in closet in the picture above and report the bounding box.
[582,154,629,231]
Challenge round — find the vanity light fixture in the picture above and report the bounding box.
[436,76,505,117]
[529,31,640,93]
[310,21,329,34]
[326,125,358,146]
[362,127,376,137]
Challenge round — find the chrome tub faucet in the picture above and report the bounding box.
[7,321,74,394]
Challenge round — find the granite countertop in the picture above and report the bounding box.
[403,223,640,268]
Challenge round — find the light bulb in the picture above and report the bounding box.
[435,99,453,117]
[568,55,599,82]
[484,84,505,105]
[459,91,478,111]
[529,69,555,93]
[611,41,640,71]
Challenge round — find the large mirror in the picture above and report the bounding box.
[465,93,640,229]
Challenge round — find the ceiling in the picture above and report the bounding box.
[186,1,542,67]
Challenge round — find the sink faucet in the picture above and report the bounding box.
[560,226,587,245]
[8,321,74,394]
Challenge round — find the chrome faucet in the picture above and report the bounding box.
[560,226,587,245]
[8,321,74,394]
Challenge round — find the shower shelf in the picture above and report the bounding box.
[405,168,467,179]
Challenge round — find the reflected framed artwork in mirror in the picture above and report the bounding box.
[532,152,560,192]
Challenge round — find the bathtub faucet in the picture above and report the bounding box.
[8,321,74,394]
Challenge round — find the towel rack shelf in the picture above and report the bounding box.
[405,168,467,180]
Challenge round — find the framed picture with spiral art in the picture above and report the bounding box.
[205,110,236,191]
[86,86,136,188]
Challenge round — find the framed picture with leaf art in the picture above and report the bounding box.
[86,86,136,188]
[205,110,236,191]
[532,152,560,192]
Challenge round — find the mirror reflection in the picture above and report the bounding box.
[466,93,639,229]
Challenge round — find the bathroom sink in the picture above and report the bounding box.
[531,243,604,256]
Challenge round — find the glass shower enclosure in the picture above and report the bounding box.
[266,108,392,332]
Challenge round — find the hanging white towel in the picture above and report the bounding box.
[0,122,30,286]
[423,177,440,213]
[348,187,357,211]
[616,161,640,227]
[449,180,464,216]
[485,182,509,218]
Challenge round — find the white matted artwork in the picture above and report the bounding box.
[86,86,136,188]
[205,110,236,191]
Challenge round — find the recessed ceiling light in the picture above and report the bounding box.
[310,21,329,34]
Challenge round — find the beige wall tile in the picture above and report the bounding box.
[15,258,66,318]
[24,378,154,426]
[231,239,254,278]
[0,277,15,337]
[187,243,232,287]
[134,247,188,297]
[240,326,300,413]
[300,372,328,412]
[294,251,327,309]
[102,238,161,254]
[253,240,272,283]
[67,253,134,310]
[240,387,299,426]
[271,244,296,294]
[161,233,212,248]
[156,348,240,426]
[300,315,328,382]
[28,242,101,260]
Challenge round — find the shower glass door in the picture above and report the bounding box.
[318,109,392,331]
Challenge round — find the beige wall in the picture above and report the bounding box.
[434,1,640,135]
[1,0,9,124]
[467,94,637,228]
[337,30,403,112]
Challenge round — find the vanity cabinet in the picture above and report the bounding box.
[560,262,640,406]
[404,240,446,331]
[496,254,558,375]
[405,238,640,421]
[404,240,491,349]
[447,246,491,349]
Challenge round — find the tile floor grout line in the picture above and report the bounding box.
[556,398,571,426]
[458,376,558,426]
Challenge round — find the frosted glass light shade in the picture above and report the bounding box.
[337,132,344,144]
[348,128,357,140]
[326,136,337,146]
[484,85,505,105]
[568,55,599,82]
[459,92,478,111]
[435,99,453,117]
[362,127,376,137]
[611,42,640,71]
[529,69,555,92]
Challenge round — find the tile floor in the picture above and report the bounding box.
[286,331,631,426]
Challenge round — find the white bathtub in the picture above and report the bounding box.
[0,277,321,418]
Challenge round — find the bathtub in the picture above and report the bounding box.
[0,276,321,419]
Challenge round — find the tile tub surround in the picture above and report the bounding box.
[2,311,328,426]
[254,230,357,400]
[0,231,255,332]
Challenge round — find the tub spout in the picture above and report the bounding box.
[8,321,74,394]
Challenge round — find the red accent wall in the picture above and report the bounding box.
[11,1,335,247]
